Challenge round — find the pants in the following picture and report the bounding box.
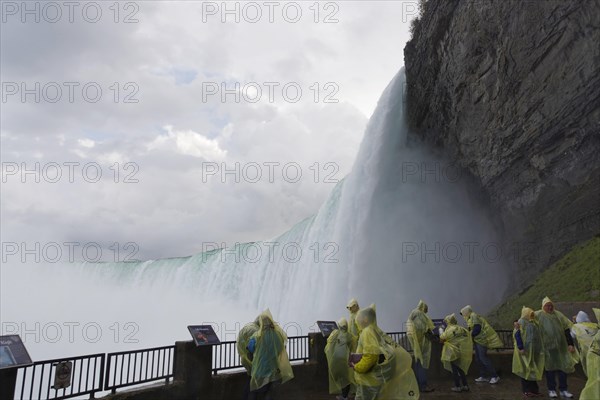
[520,378,540,394]
[545,370,568,392]
[246,381,273,400]
[414,360,428,390]
[342,384,351,398]
[451,362,467,387]
[474,343,497,378]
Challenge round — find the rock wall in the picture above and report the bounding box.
[404,0,600,285]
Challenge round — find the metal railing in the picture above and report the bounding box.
[495,329,514,350]
[212,335,311,374]
[15,353,104,400]
[212,341,241,374]
[9,328,517,397]
[287,336,310,362]
[386,331,412,351]
[104,345,175,394]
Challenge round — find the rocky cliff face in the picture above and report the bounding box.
[404,0,600,286]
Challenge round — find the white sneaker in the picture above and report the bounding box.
[489,376,500,384]
[475,376,489,383]
[559,391,573,398]
[548,391,558,398]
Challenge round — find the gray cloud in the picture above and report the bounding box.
[2,1,415,260]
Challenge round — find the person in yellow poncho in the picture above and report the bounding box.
[238,317,260,374]
[535,297,578,399]
[570,310,599,377]
[347,298,361,338]
[346,298,360,398]
[460,305,503,384]
[237,317,261,400]
[325,318,356,400]
[351,304,420,400]
[580,308,600,400]
[512,307,545,398]
[407,300,435,392]
[247,309,294,396]
[439,313,472,393]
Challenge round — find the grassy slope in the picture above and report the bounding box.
[486,236,600,328]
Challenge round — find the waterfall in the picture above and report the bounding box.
[1,68,508,359]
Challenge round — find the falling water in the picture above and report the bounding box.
[1,68,508,360]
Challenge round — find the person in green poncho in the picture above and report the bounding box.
[512,307,545,398]
[439,313,472,393]
[351,304,420,400]
[535,297,577,399]
[580,308,600,400]
[570,310,599,377]
[325,318,356,400]
[407,300,435,392]
[460,305,503,384]
[237,317,261,400]
[247,309,294,397]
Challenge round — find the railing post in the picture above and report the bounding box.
[308,333,328,380]
[175,340,213,399]
[0,367,18,400]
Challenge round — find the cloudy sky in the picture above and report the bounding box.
[1,1,416,261]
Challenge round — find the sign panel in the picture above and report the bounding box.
[187,325,221,346]
[317,321,338,338]
[431,318,446,337]
[0,335,33,369]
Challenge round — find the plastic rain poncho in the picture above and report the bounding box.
[512,307,545,381]
[354,304,420,400]
[237,318,260,374]
[440,313,472,375]
[580,308,600,400]
[348,298,361,339]
[535,297,578,373]
[325,318,356,394]
[461,305,503,349]
[407,300,435,368]
[249,310,294,391]
[571,311,598,377]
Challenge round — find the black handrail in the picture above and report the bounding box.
[104,345,175,394]
[386,331,413,352]
[15,353,104,400]
[9,327,517,398]
[287,336,310,362]
[212,340,241,375]
[495,329,514,350]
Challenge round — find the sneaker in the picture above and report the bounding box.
[548,391,558,398]
[335,396,347,400]
[421,386,435,392]
[489,376,500,384]
[559,391,573,398]
[461,385,470,392]
[451,386,462,392]
[475,376,489,383]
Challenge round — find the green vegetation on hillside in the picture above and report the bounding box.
[486,236,600,328]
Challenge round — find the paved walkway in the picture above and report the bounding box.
[282,374,588,400]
